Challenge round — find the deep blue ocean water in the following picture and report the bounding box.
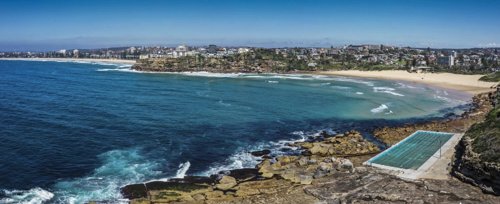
[0,60,470,203]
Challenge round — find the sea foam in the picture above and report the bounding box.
[200,128,336,176]
[174,161,191,178]
[0,187,54,204]
[371,104,390,113]
[50,148,162,203]
[373,87,405,96]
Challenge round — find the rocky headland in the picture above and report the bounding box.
[452,95,500,195]
[119,89,500,204]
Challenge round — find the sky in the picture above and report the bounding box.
[0,0,499,51]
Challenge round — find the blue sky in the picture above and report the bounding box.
[0,0,499,51]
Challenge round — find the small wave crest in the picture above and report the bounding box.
[396,82,419,89]
[174,161,191,178]
[371,104,393,114]
[373,87,404,96]
[217,100,232,107]
[334,77,374,86]
[200,128,336,176]
[201,149,258,176]
[0,187,54,204]
[51,148,162,203]
[331,85,351,90]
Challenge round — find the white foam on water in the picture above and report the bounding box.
[119,64,133,68]
[432,89,466,106]
[396,82,420,89]
[331,85,351,90]
[267,80,279,83]
[371,104,390,113]
[174,161,191,178]
[200,149,259,176]
[198,129,338,176]
[51,148,162,203]
[434,95,454,103]
[0,187,54,204]
[217,100,232,107]
[92,69,377,89]
[356,92,364,95]
[96,68,120,72]
[333,77,375,86]
[373,87,405,96]
[181,71,243,78]
[97,68,145,73]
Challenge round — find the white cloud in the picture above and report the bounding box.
[477,42,498,47]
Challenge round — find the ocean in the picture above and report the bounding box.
[0,60,470,203]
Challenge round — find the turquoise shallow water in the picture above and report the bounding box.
[0,60,470,203]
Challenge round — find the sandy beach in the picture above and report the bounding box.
[318,70,498,94]
[0,57,136,65]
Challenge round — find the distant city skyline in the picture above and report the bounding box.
[1,0,499,51]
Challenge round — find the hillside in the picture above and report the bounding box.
[453,92,500,195]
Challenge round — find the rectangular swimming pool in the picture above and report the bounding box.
[368,130,454,170]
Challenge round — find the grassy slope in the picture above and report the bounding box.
[479,72,500,82]
[468,105,500,162]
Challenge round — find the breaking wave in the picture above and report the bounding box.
[373,87,405,96]
[50,148,162,203]
[371,104,392,114]
[331,85,351,90]
[0,187,54,204]
[199,128,336,176]
[174,162,191,178]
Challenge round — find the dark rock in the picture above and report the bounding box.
[144,181,208,192]
[220,168,260,182]
[279,147,293,152]
[120,183,147,199]
[168,176,215,185]
[301,150,312,156]
[251,149,271,157]
[262,155,273,159]
[313,170,328,179]
[320,130,335,138]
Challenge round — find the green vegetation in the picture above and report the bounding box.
[479,72,500,82]
[468,105,500,162]
[135,49,409,73]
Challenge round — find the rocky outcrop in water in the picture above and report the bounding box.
[121,130,381,203]
[293,130,380,156]
[119,108,500,203]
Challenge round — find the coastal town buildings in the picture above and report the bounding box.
[2,44,499,73]
[437,55,455,67]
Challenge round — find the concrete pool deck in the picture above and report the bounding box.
[364,131,464,180]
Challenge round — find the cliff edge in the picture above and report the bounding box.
[453,92,500,195]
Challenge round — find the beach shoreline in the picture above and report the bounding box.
[317,70,498,95]
[3,57,495,95]
[0,57,136,65]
